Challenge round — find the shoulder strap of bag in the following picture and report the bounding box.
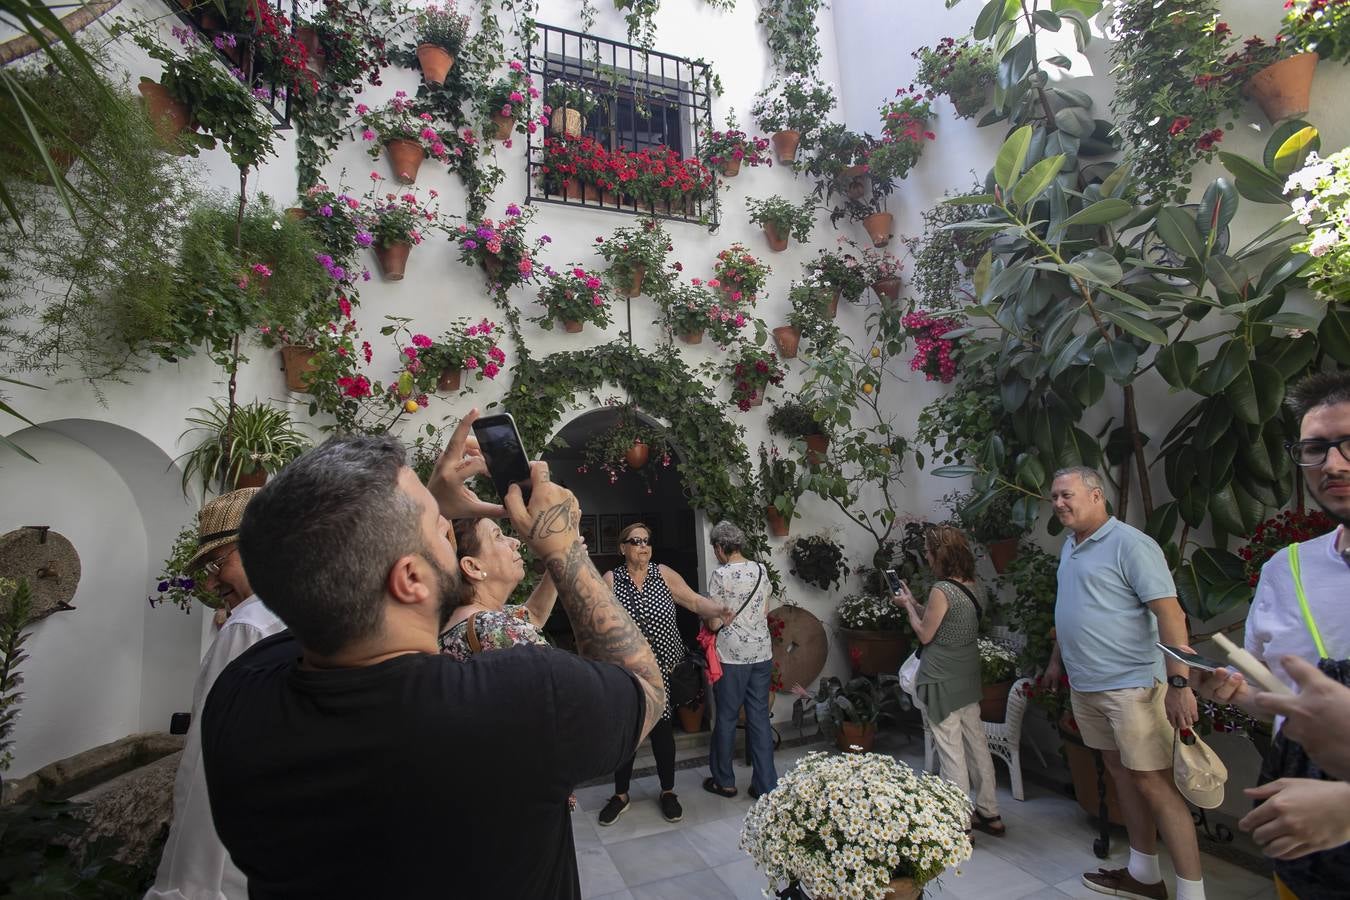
[717,564,764,633]
[465,611,483,655]
[1288,542,1330,659]
[946,579,984,621]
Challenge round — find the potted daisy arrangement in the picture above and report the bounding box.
[741,750,972,900]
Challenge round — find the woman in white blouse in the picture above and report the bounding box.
[702,520,777,799]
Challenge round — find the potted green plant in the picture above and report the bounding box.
[149,525,223,611]
[759,443,803,536]
[361,180,449,280]
[793,675,906,752]
[411,1,470,85]
[544,78,600,137]
[797,125,873,217]
[730,346,786,411]
[745,194,815,252]
[749,74,837,163]
[659,282,750,345]
[712,243,772,304]
[594,218,672,298]
[859,92,934,245]
[786,534,847,591]
[767,398,829,464]
[784,281,843,363]
[805,242,870,304]
[700,110,772,177]
[836,592,911,677]
[456,203,547,294]
[944,489,1025,572]
[913,37,996,119]
[176,399,312,496]
[857,244,905,305]
[741,749,972,900]
[359,94,449,183]
[977,636,1018,723]
[1286,145,1350,303]
[580,403,672,488]
[532,265,613,333]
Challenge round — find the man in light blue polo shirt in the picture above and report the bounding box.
[1044,466,1204,900]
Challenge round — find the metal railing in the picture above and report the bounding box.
[526,22,718,230]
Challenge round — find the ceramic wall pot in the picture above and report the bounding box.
[1244,52,1318,124]
[437,368,462,392]
[625,440,649,469]
[863,211,894,247]
[771,130,801,163]
[416,43,454,85]
[281,345,319,393]
[766,505,790,537]
[384,138,424,184]
[987,537,1019,574]
[772,325,800,359]
[374,241,412,280]
[719,156,741,178]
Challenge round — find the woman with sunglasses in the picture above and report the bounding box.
[595,522,735,828]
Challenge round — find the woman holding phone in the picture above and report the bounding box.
[893,525,1006,837]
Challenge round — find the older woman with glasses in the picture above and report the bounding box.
[595,522,735,828]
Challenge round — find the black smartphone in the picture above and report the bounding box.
[884,568,903,594]
[471,413,533,504]
[1156,642,1223,672]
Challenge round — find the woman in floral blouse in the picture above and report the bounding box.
[439,517,555,660]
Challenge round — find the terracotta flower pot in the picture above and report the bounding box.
[718,156,742,178]
[826,292,839,319]
[625,440,649,469]
[676,700,705,733]
[980,680,1013,723]
[839,628,910,677]
[619,264,646,298]
[384,138,424,184]
[766,505,790,537]
[374,241,411,280]
[873,276,902,305]
[987,537,1020,574]
[416,43,454,85]
[232,468,268,490]
[836,721,877,753]
[805,433,828,467]
[679,329,704,345]
[747,393,764,407]
[491,113,514,141]
[138,78,190,145]
[763,221,789,252]
[284,207,308,222]
[281,345,319,393]
[772,325,800,359]
[952,85,987,118]
[550,107,583,137]
[1244,52,1318,124]
[559,179,584,202]
[770,129,801,164]
[563,319,584,333]
[863,211,894,247]
[841,164,868,200]
[482,256,504,280]
[583,182,602,203]
[882,877,922,900]
[296,26,326,75]
[437,368,462,392]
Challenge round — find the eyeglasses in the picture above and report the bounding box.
[1285,437,1350,467]
[622,537,651,547]
[202,546,239,577]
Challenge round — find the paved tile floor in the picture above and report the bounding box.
[572,737,1276,900]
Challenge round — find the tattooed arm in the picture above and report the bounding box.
[505,462,666,742]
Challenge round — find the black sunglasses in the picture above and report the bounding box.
[1285,437,1350,467]
[622,537,651,546]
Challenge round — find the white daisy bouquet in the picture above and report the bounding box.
[1285,148,1350,303]
[977,637,1018,683]
[741,751,972,899]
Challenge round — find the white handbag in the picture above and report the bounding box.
[898,651,921,696]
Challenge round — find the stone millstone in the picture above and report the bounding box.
[0,527,82,622]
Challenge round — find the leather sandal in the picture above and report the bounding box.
[972,811,1006,836]
[702,777,737,798]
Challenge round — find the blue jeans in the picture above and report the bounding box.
[710,659,777,794]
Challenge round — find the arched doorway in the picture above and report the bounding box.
[543,406,702,650]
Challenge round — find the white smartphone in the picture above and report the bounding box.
[883,568,903,594]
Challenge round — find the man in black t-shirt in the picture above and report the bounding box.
[201,413,667,899]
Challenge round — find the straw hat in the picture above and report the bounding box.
[187,488,261,572]
[1173,730,1228,810]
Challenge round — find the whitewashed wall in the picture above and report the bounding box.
[4,0,1348,775]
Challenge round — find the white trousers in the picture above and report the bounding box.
[929,701,999,818]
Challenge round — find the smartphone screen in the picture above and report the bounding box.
[1156,642,1223,672]
[884,568,903,594]
[471,413,533,503]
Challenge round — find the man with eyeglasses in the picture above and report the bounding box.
[1195,371,1350,897]
[147,487,285,900]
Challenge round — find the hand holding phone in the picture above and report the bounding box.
[1157,643,1224,672]
[884,568,903,594]
[503,461,581,560]
[427,409,507,520]
[470,413,533,505]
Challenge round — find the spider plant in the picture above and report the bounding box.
[176,399,312,496]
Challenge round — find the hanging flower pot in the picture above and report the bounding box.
[987,537,1020,574]
[826,292,840,319]
[284,207,308,222]
[563,319,584,333]
[873,276,902,305]
[619,264,646,298]
[763,221,789,253]
[841,164,868,201]
[951,85,988,119]
[625,439,650,469]
[281,345,319,393]
[491,113,515,141]
[416,43,454,85]
[862,211,894,247]
[770,130,801,164]
[719,157,742,178]
[805,433,829,467]
[437,368,462,393]
[482,256,504,280]
[296,26,326,75]
[766,505,790,537]
[772,325,801,359]
[679,329,704,345]
[550,107,583,137]
[384,139,424,184]
[138,78,190,146]
[374,241,412,280]
[1244,52,1319,124]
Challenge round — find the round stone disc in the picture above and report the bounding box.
[769,604,828,693]
[0,527,82,622]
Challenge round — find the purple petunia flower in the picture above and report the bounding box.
[463,239,479,250]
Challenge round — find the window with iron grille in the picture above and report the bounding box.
[527,24,718,230]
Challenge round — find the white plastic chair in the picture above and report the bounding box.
[913,676,1034,801]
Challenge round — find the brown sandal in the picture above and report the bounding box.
[703,777,737,798]
[972,811,1006,836]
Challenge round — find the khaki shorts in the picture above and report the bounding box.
[1070,682,1173,772]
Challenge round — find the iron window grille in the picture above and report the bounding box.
[164,0,296,127]
[526,23,718,230]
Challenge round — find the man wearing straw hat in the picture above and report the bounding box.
[146,487,285,900]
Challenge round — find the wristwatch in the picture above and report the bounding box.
[1167,674,1189,689]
